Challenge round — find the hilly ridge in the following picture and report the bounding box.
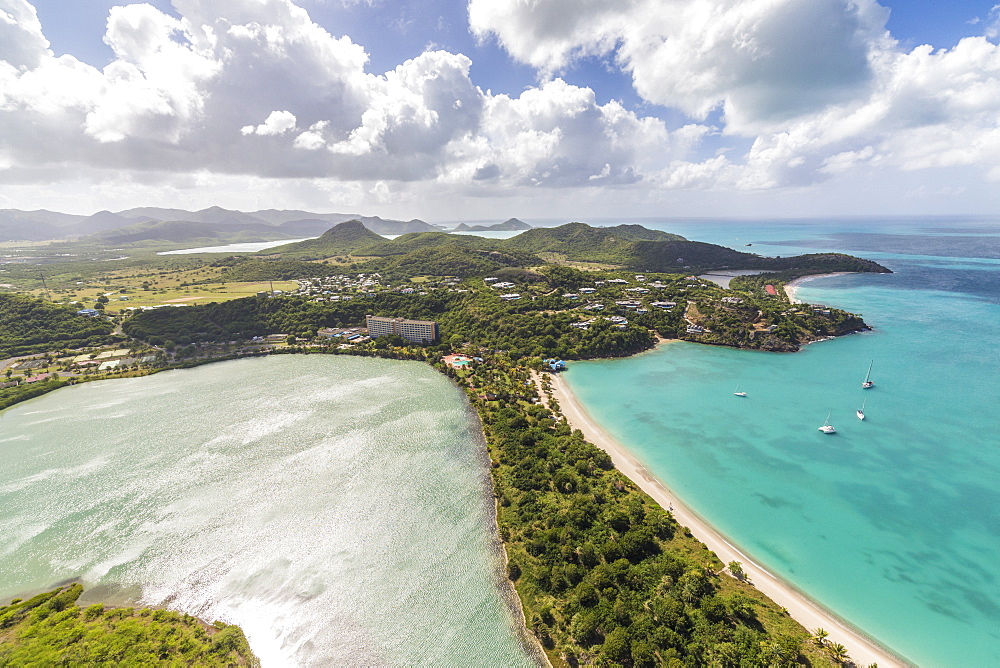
[253,220,890,279]
[0,206,439,242]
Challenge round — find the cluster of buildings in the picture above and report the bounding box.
[293,273,384,300]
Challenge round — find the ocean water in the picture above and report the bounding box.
[565,217,1000,667]
[0,356,536,666]
[157,237,317,254]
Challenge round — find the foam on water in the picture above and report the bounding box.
[0,356,536,666]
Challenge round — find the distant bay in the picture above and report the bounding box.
[157,237,318,254]
[565,217,1000,666]
[0,356,536,666]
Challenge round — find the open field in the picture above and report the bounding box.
[18,262,297,309]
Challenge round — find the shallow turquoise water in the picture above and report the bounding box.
[0,356,535,666]
[565,219,1000,666]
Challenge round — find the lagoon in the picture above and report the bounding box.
[0,356,536,666]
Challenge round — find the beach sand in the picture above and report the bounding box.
[540,370,907,668]
[784,273,853,303]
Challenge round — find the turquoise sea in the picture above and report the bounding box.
[0,356,536,666]
[565,217,1000,666]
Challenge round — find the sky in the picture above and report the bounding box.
[1,0,999,221]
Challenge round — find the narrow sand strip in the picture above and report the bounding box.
[543,371,907,668]
[784,272,853,303]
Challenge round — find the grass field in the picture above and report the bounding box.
[26,263,298,309]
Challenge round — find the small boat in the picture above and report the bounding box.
[744,243,753,246]
[733,383,747,397]
[818,413,836,434]
[862,360,874,389]
[857,398,866,420]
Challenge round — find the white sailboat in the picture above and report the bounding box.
[818,412,836,434]
[733,383,747,397]
[857,398,866,421]
[862,360,874,389]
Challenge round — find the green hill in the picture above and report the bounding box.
[259,219,388,258]
[257,220,890,277]
[215,258,330,281]
[628,240,890,274]
[352,245,538,280]
[0,293,115,357]
[0,584,257,666]
[502,222,684,263]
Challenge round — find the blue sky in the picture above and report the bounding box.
[3,0,1000,220]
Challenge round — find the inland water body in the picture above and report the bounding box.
[565,217,1000,666]
[0,355,536,666]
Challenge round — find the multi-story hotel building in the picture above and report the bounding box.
[365,315,439,344]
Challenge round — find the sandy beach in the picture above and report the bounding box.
[783,272,854,303]
[541,370,907,668]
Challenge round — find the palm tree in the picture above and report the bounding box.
[827,642,850,664]
[812,627,829,646]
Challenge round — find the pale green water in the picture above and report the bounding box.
[0,356,536,666]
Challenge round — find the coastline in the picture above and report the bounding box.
[784,272,854,303]
[545,370,908,668]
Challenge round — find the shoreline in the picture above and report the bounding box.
[545,371,909,668]
[784,272,854,303]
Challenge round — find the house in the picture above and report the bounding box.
[77,308,100,317]
[543,359,566,371]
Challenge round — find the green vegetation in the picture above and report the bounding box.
[255,221,889,279]
[0,378,70,411]
[0,294,115,358]
[0,220,889,665]
[445,361,837,667]
[121,260,868,357]
[212,258,336,281]
[0,584,257,666]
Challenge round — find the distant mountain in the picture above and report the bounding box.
[0,206,439,242]
[452,218,532,232]
[0,209,83,241]
[86,220,286,245]
[260,220,388,257]
[116,206,266,227]
[72,210,157,236]
[275,218,344,237]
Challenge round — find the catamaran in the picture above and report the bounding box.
[818,413,836,434]
[857,398,866,420]
[862,360,874,389]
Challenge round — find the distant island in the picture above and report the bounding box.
[451,218,533,232]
